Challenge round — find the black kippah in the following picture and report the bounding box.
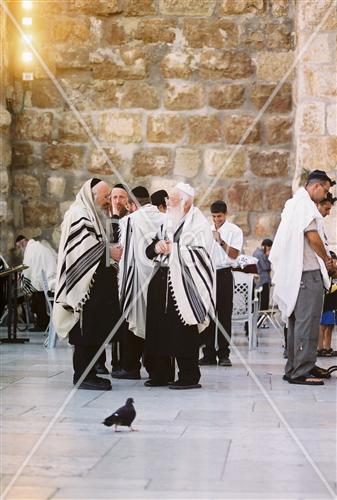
[90,178,102,188]
[114,183,128,191]
[132,186,149,198]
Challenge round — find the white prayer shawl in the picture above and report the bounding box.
[119,204,165,339]
[53,180,107,339]
[164,206,216,332]
[269,187,330,321]
[22,239,57,291]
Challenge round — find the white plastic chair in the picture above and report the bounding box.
[232,271,259,350]
[41,270,57,349]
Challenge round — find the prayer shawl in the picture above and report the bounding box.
[22,239,57,292]
[53,180,107,339]
[160,206,216,332]
[269,187,330,321]
[119,204,165,339]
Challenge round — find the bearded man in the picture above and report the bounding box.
[144,182,215,389]
[53,178,122,391]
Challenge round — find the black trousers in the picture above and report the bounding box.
[260,283,270,311]
[202,268,233,360]
[73,344,98,383]
[121,327,144,372]
[150,355,200,384]
[31,291,49,329]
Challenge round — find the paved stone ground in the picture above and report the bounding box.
[1,326,336,500]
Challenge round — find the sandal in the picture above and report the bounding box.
[322,348,337,357]
[288,376,324,386]
[310,365,331,379]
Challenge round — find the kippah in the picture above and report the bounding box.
[90,178,102,188]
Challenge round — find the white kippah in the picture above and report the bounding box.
[175,182,195,197]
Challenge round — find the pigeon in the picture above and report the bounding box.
[102,397,136,432]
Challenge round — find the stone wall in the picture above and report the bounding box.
[295,0,337,252]
[0,0,14,259]
[8,0,295,250]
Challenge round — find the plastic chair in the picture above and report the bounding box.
[41,270,57,349]
[232,271,259,350]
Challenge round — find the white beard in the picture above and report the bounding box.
[167,204,184,232]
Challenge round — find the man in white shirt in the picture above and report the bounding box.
[16,235,57,331]
[199,200,243,367]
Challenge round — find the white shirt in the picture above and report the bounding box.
[211,220,243,269]
[23,239,57,291]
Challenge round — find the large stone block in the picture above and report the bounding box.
[208,84,245,110]
[88,147,123,175]
[13,175,41,199]
[327,104,337,136]
[296,102,325,136]
[298,0,337,31]
[195,185,225,211]
[55,48,90,70]
[97,112,142,143]
[250,151,289,177]
[227,181,263,211]
[161,51,192,79]
[32,80,64,109]
[266,21,293,50]
[23,201,60,227]
[132,148,173,177]
[61,79,119,110]
[164,82,204,110]
[199,50,253,80]
[91,48,147,80]
[14,110,53,142]
[253,214,280,238]
[271,0,289,17]
[188,115,222,144]
[265,115,292,145]
[0,171,9,195]
[229,212,250,236]
[147,115,185,143]
[43,144,86,170]
[182,19,238,48]
[120,82,160,109]
[47,177,66,198]
[302,33,335,64]
[204,148,247,178]
[159,0,216,16]
[298,137,337,171]
[51,15,90,42]
[174,148,201,178]
[135,19,176,43]
[239,18,265,50]
[251,82,292,112]
[0,106,11,129]
[11,143,34,169]
[255,52,294,82]
[69,0,123,15]
[265,182,292,209]
[124,0,157,16]
[219,0,265,15]
[0,136,12,169]
[302,65,337,98]
[59,112,93,143]
[223,115,260,144]
[105,20,130,45]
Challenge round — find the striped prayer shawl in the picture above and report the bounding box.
[53,180,107,339]
[165,206,216,331]
[119,204,165,339]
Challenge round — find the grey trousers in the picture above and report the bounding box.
[285,270,324,379]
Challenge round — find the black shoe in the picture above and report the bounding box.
[218,357,232,367]
[95,363,110,375]
[310,365,331,379]
[198,357,217,366]
[168,380,202,390]
[111,369,141,380]
[282,374,290,381]
[144,379,169,387]
[75,377,112,391]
